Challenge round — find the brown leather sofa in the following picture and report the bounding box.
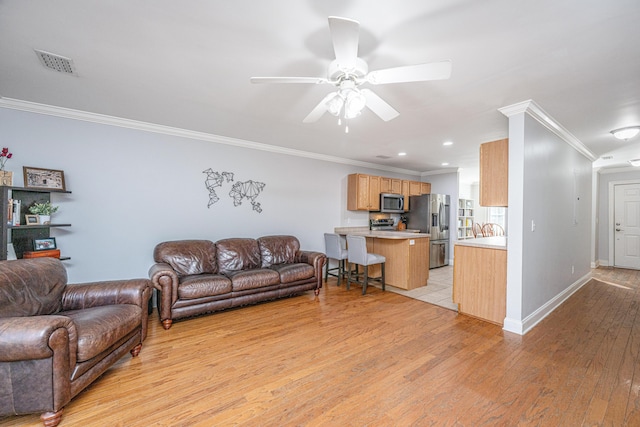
[0,258,152,427]
[149,235,326,329]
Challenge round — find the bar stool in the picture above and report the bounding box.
[346,235,385,295]
[324,233,349,285]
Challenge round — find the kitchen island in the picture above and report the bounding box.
[453,236,507,325]
[334,227,430,290]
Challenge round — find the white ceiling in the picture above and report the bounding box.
[1,0,639,183]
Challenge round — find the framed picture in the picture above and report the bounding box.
[25,214,40,225]
[33,237,57,251]
[23,166,66,191]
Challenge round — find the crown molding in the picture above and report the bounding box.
[0,97,421,176]
[597,165,640,175]
[420,168,460,177]
[499,99,597,162]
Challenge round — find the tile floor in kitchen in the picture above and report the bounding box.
[382,265,457,311]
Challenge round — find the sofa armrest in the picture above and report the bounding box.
[61,279,152,311]
[0,315,77,368]
[295,251,326,287]
[148,263,179,324]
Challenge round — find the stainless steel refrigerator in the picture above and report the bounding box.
[406,194,450,269]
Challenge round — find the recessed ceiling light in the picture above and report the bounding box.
[611,126,640,141]
[629,159,640,167]
[398,152,407,156]
[441,162,449,166]
[443,141,453,146]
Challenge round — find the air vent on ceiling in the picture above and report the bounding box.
[34,49,77,75]
[376,155,392,159]
[601,155,613,160]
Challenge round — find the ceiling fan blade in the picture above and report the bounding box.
[366,60,452,85]
[250,77,328,84]
[328,16,360,71]
[303,93,336,123]
[361,89,399,122]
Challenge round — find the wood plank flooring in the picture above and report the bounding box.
[3,267,640,426]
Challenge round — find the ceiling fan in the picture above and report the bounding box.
[250,16,452,129]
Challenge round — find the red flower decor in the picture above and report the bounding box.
[0,147,12,171]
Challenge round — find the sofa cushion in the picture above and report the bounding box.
[270,263,315,284]
[154,240,217,276]
[216,238,262,275]
[63,305,141,362]
[227,269,280,292]
[258,235,299,267]
[0,258,67,317]
[178,274,232,299]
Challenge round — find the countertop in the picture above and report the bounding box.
[455,236,507,250]
[334,227,430,239]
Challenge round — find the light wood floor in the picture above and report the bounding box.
[3,267,640,426]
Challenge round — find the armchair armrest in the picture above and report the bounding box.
[61,279,152,311]
[149,263,180,326]
[0,316,77,368]
[295,251,326,288]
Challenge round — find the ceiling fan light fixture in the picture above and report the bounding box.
[611,126,640,141]
[325,93,344,116]
[343,89,366,119]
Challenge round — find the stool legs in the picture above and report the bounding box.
[362,265,369,295]
[325,258,348,285]
[346,262,385,295]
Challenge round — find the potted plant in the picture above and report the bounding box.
[28,201,59,225]
[0,147,13,186]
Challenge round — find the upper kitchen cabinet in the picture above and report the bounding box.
[347,174,380,211]
[479,138,508,207]
[402,180,431,211]
[380,177,402,194]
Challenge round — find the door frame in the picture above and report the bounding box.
[608,179,640,267]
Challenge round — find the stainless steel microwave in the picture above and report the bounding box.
[380,193,405,213]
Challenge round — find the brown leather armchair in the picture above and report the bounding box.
[0,258,152,427]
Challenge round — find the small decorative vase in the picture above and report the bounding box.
[0,170,12,186]
[39,215,51,225]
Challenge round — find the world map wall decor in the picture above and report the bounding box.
[203,169,265,213]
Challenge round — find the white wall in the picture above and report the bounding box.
[503,101,593,334]
[596,168,640,266]
[3,107,416,283]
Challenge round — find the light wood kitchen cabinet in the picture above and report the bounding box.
[362,235,430,290]
[452,244,507,325]
[409,181,422,196]
[380,177,402,194]
[347,174,380,211]
[401,180,410,211]
[401,180,431,211]
[372,237,430,289]
[480,138,508,207]
[348,174,429,212]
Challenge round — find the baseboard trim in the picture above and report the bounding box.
[503,272,592,335]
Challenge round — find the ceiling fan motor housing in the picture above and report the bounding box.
[328,58,368,84]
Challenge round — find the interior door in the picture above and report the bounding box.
[614,183,640,269]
